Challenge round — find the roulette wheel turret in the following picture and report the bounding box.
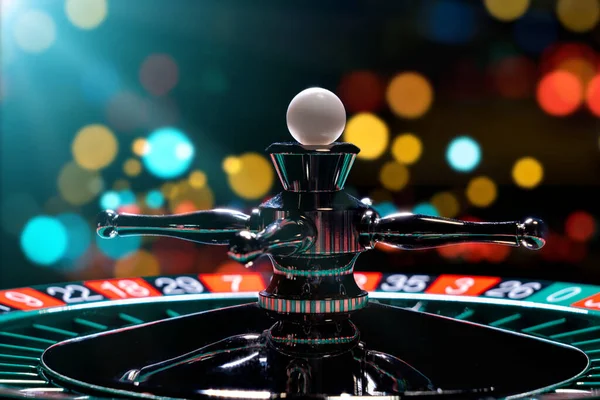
[0,88,597,399]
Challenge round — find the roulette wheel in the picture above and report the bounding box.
[0,88,597,400]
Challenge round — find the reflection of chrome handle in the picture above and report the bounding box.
[361,212,547,250]
[228,217,317,264]
[96,209,252,245]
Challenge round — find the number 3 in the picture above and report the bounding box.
[446,277,474,295]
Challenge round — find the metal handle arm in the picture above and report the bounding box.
[361,212,547,250]
[97,209,252,245]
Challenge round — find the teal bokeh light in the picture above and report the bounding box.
[56,213,91,262]
[96,234,141,260]
[100,191,120,210]
[142,127,195,179]
[372,202,398,217]
[413,203,439,216]
[446,136,481,172]
[20,216,68,265]
[119,190,136,205]
[146,190,164,209]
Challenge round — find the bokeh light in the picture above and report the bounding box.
[556,0,599,33]
[512,157,544,189]
[343,113,389,160]
[58,162,103,205]
[490,56,537,99]
[100,191,120,210]
[119,190,136,205]
[484,0,530,22]
[586,75,600,116]
[446,136,481,172]
[386,72,433,119]
[65,0,108,30]
[565,211,596,242]
[72,125,118,171]
[222,156,242,175]
[106,91,149,132]
[430,192,460,218]
[557,58,596,87]
[1,193,40,236]
[513,11,558,55]
[142,127,194,179]
[113,179,130,190]
[146,190,165,209]
[413,203,439,216]
[391,134,423,165]
[80,62,120,104]
[114,250,160,278]
[56,213,91,262]
[226,153,274,200]
[153,238,199,275]
[372,202,398,217]
[123,158,142,177]
[139,54,179,96]
[169,180,215,212]
[132,138,150,156]
[96,234,141,260]
[536,71,583,116]
[20,216,67,265]
[189,170,207,189]
[420,0,477,45]
[379,161,410,191]
[14,10,56,53]
[466,176,497,207]
[337,71,384,113]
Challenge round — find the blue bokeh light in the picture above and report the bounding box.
[420,0,477,45]
[146,190,164,209]
[100,191,120,210]
[96,235,141,260]
[513,11,558,55]
[119,190,136,205]
[81,63,120,104]
[413,203,439,216]
[20,216,68,265]
[142,127,195,179]
[56,213,91,262]
[372,202,398,217]
[446,136,481,172]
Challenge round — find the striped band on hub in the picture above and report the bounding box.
[258,293,368,314]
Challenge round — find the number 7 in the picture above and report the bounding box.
[222,275,243,292]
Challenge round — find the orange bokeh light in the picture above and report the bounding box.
[565,211,596,242]
[586,74,600,116]
[337,71,385,113]
[536,71,583,116]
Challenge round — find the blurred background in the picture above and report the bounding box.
[0,0,598,290]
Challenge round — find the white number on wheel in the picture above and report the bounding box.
[381,274,429,293]
[46,285,104,303]
[155,277,204,295]
[0,305,10,313]
[100,280,150,298]
[484,281,542,300]
[584,298,600,309]
[4,291,44,308]
[222,275,243,292]
[546,287,582,303]
[445,277,474,295]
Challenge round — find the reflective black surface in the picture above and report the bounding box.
[41,302,588,399]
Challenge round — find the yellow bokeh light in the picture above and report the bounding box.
[558,58,596,86]
[114,250,160,278]
[123,158,142,177]
[189,170,207,189]
[379,161,410,191]
[430,192,460,218]
[65,0,108,30]
[343,113,389,160]
[161,182,178,200]
[169,180,214,212]
[386,72,433,119]
[391,133,423,165]
[557,0,600,33]
[113,179,130,190]
[72,125,118,171]
[228,153,274,200]
[466,176,497,207]
[132,138,149,156]
[58,162,103,205]
[222,156,242,175]
[512,157,544,189]
[484,0,530,22]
